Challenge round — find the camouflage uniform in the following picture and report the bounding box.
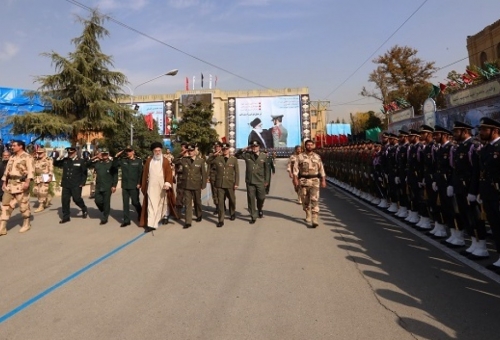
[287,153,301,203]
[33,149,54,212]
[293,151,326,226]
[0,150,35,235]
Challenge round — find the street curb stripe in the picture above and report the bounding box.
[0,233,146,324]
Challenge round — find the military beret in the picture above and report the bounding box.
[409,129,420,136]
[419,125,434,133]
[249,140,261,147]
[453,121,473,130]
[479,117,500,129]
[434,125,453,135]
[150,142,163,150]
[66,146,77,151]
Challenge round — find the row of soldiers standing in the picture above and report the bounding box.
[321,117,500,274]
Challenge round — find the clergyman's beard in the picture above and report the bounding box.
[153,154,162,161]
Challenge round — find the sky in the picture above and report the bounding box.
[1,0,500,122]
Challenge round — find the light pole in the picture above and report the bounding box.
[124,69,179,145]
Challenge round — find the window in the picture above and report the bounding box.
[311,123,317,129]
[480,51,488,67]
[311,110,317,116]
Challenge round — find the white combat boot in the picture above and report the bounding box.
[449,230,465,247]
[445,229,457,244]
[464,238,478,254]
[433,222,448,238]
[397,206,408,218]
[378,199,389,208]
[415,215,423,227]
[471,240,489,258]
[404,210,413,221]
[418,217,432,230]
[371,197,381,205]
[387,202,398,213]
[409,211,420,224]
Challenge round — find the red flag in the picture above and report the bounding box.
[185,77,189,91]
[144,113,154,131]
[466,69,479,79]
[439,83,447,92]
[221,136,227,143]
[462,74,473,84]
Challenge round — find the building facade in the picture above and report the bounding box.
[467,19,500,67]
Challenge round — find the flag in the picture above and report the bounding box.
[439,82,447,92]
[466,69,478,79]
[209,74,213,89]
[193,76,196,90]
[201,73,204,88]
[428,84,440,98]
[461,74,473,85]
[144,113,154,131]
[215,75,218,88]
[185,77,189,91]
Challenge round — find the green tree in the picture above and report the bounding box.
[361,45,437,114]
[9,9,131,144]
[176,101,218,155]
[365,111,383,130]
[101,114,162,159]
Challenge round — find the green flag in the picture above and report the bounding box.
[428,84,440,98]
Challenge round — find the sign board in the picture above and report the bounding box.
[390,106,414,123]
[448,80,500,107]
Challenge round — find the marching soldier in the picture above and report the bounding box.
[293,139,326,228]
[207,141,223,214]
[213,142,239,227]
[114,145,143,227]
[0,140,35,235]
[173,144,207,229]
[235,140,270,224]
[287,145,303,204]
[54,146,89,224]
[33,147,54,213]
[477,117,500,272]
[87,148,118,225]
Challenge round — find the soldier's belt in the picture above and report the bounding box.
[8,175,23,180]
[299,174,320,179]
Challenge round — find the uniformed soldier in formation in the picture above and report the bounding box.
[114,145,143,227]
[287,145,303,204]
[33,147,54,213]
[477,117,500,272]
[0,140,35,235]
[235,140,270,224]
[207,141,223,214]
[212,142,239,227]
[293,139,326,228]
[173,143,207,229]
[87,148,118,225]
[54,146,89,224]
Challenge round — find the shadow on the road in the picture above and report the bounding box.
[319,185,500,339]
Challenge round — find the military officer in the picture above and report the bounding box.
[235,140,270,224]
[173,144,207,229]
[54,146,88,224]
[88,148,118,225]
[477,117,500,272]
[287,145,303,204]
[175,142,188,212]
[114,145,143,227]
[213,142,239,227]
[0,140,35,235]
[33,147,54,213]
[293,139,326,228]
[207,141,223,214]
[265,150,276,194]
[271,114,288,147]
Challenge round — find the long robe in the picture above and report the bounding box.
[139,156,179,228]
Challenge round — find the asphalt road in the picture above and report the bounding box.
[1,159,499,340]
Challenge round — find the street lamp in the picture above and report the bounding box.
[124,69,178,145]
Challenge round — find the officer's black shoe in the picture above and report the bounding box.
[59,218,70,224]
[144,226,155,233]
[217,222,224,228]
[161,217,169,225]
[195,216,202,222]
[230,215,236,221]
[249,219,256,224]
[120,222,131,228]
[258,210,263,218]
[82,210,88,219]
[183,224,192,229]
[99,220,108,225]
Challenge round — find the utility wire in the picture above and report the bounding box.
[65,0,270,89]
[323,0,428,100]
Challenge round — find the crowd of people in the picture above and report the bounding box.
[320,117,500,274]
[0,137,328,237]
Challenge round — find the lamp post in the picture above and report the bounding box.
[124,69,179,145]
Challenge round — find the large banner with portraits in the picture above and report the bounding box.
[135,102,164,135]
[234,96,301,149]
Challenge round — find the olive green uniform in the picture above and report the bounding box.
[213,155,239,223]
[113,156,143,224]
[88,159,118,223]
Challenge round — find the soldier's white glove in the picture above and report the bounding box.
[370,174,374,179]
[395,177,401,185]
[422,178,426,185]
[364,172,368,178]
[467,194,476,202]
[378,177,383,182]
[446,186,454,197]
[405,177,408,183]
[432,182,438,192]
[476,195,483,204]
[163,182,172,190]
[384,174,388,181]
[418,182,423,188]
